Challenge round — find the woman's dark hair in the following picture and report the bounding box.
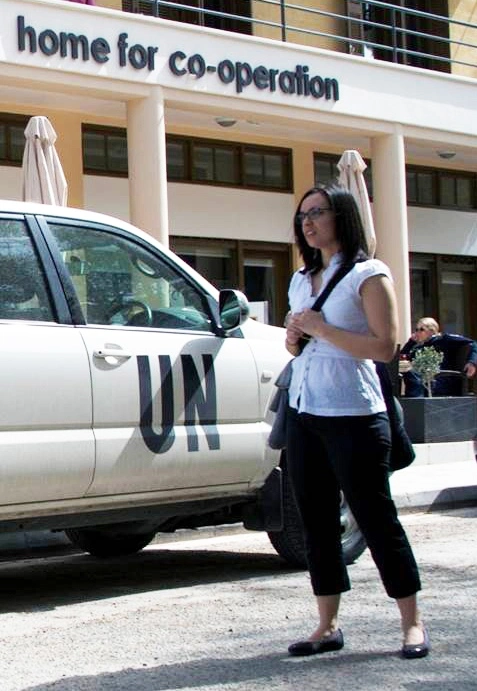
[294,182,369,273]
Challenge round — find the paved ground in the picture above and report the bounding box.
[0,506,476,691]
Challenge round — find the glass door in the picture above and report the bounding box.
[172,240,238,290]
[409,255,436,330]
[242,245,290,326]
[172,237,291,327]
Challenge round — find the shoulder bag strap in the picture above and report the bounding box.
[310,262,355,313]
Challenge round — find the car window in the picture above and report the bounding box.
[0,218,55,322]
[47,223,214,332]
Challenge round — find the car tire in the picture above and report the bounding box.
[65,527,155,558]
[267,467,366,568]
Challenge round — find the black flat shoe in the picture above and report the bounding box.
[401,628,430,659]
[288,629,344,657]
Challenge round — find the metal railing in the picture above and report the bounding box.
[122,0,477,76]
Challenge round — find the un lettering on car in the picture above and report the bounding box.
[137,354,219,453]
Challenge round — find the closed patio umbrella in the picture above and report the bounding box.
[22,116,68,206]
[337,149,376,257]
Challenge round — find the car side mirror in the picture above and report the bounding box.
[219,289,250,333]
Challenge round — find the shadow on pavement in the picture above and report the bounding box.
[0,545,300,614]
[20,649,408,691]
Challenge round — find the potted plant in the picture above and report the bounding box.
[411,346,444,397]
[400,345,477,443]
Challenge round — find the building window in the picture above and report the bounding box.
[365,0,450,73]
[191,142,239,184]
[168,136,293,191]
[0,114,30,166]
[243,149,289,189]
[314,155,339,185]
[82,126,291,192]
[406,167,477,209]
[122,0,252,35]
[406,169,435,205]
[439,173,474,209]
[82,126,128,176]
[314,153,477,211]
[166,139,187,180]
[313,152,373,197]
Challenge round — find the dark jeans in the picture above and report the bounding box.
[286,407,421,599]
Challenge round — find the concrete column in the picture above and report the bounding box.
[126,87,169,247]
[371,131,411,345]
[291,142,315,270]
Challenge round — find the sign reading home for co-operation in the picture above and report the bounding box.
[16,15,340,101]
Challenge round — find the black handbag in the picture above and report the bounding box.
[268,359,293,450]
[374,361,415,471]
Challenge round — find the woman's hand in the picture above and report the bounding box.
[285,313,305,353]
[285,276,398,362]
[293,309,326,339]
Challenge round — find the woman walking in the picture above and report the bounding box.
[284,182,429,659]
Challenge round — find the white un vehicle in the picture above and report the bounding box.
[0,201,365,566]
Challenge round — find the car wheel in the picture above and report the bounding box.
[65,528,155,557]
[267,468,366,568]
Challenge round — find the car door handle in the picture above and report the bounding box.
[93,349,132,360]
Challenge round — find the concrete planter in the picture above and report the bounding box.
[400,396,477,444]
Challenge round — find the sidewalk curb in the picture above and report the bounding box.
[394,484,477,512]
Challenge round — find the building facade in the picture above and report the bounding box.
[1,0,477,341]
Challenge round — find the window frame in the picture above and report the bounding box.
[0,113,31,167]
[313,152,373,199]
[81,125,293,192]
[406,165,477,210]
[82,124,129,177]
[314,152,477,211]
[41,217,220,333]
[168,135,293,192]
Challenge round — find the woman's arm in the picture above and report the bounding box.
[290,274,398,362]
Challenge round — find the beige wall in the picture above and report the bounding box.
[95,0,122,9]
[253,0,347,53]
[448,1,477,78]
[51,112,84,209]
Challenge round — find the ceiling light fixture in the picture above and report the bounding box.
[215,116,237,128]
[437,150,456,160]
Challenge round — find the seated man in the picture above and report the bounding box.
[400,317,477,396]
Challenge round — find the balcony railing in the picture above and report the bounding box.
[122,0,477,77]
